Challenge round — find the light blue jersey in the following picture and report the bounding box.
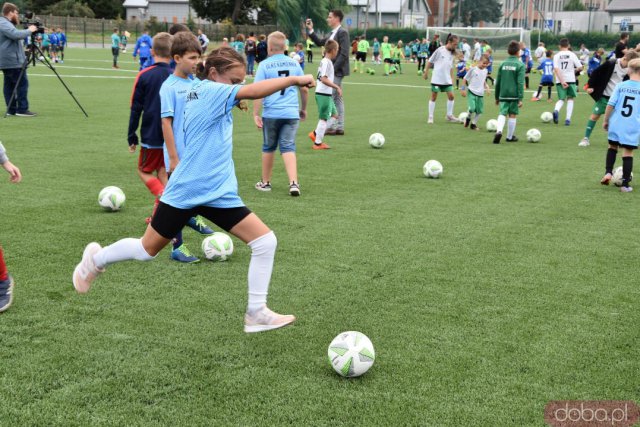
[161,80,242,209]
[254,53,303,119]
[607,80,640,147]
[537,58,554,84]
[160,74,196,169]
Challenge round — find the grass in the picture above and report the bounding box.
[1,48,638,426]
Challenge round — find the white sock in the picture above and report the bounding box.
[507,118,517,139]
[446,100,454,117]
[93,238,155,269]
[428,101,435,118]
[566,99,574,120]
[314,120,327,144]
[496,115,506,133]
[473,113,481,125]
[554,99,564,112]
[247,231,277,313]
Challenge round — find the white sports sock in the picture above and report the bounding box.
[446,100,454,117]
[496,115,506,133]
[473,113,481,125]
[428,101,436,118]
[247,231,277,313]
[507,118,517,139]
[554,99,564,112]
[566,99,574,120]
[314,120,327,144]
[93,238,155,269]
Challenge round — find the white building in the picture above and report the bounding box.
[123,0,198,23]
[607,0,640,32]
[344,0,432,30]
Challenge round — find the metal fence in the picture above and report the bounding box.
[38,15,277,47]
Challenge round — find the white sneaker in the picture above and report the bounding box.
[446,115,460,123]
[427,117,434,124]
[244,305,296,333]
[578,137,590,147]
[72,242,105,294]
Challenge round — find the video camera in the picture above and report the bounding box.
[22,11,45,34]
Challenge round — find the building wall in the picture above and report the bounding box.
[552,11,610,33]
[609,12,640,33]
[147,2,190,23]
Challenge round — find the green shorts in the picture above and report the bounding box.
[431,84,453,93]
[467,92,484,114]
[592,96,610,116]
[315,94,337,121]
[556,83,577,100]
[499,100,519,116]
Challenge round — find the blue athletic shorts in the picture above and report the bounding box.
[262,118,299,154]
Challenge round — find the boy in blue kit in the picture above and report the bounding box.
[532,50,554,101]
[73,47,315,333]
[56,28,66,63]
[588,48,604,77]
[455,52,466,90]
[48,29,58,63]
[133,30,152,70]
[600,58,640,193]
[253,31,308,196]
[160,32,213,263]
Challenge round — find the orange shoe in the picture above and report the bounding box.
[312,142,331,150]
[308,130,316,143]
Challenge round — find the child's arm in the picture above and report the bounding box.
[602,105,615,130]
[517,64,525,107]
[0,142,21,183]
[237,75,315,100]
[460,77,469,97]
[253,98,263,129]
[422,60,432,79]
[319,76,342,96]
[161,117,179,172]
[299,86,309,121]
[127,78,145,152]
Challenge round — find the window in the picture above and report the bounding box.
[533,19,538,28]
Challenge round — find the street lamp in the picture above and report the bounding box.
[587,0,599,34]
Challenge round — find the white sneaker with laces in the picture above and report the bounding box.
[427,117,434,124]
[73,242,105,294]
[578,137,590,147]
[244,305,296,333]
[446,115,460,123]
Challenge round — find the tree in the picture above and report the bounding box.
[276,0,351,43]
[447,0,502,27]
[44,0,95,17]
[86,0,124,18]
[563,0,586,11]
[190,0,272,24]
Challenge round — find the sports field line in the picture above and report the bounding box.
[29,74,134,79]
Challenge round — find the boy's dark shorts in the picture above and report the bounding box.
[138,147,165,173]
[609,140,638,150]
[151,202,252,238]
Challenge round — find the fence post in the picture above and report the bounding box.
[102,19,105,48]
[83,18,87,48]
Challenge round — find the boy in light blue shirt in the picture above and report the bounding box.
[253,31,307,196]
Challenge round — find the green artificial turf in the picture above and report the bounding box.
[0,48,638,426]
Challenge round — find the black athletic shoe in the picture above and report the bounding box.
[493,132,502,144]
[16,111,36,117]
[464,117,471,128]
[0,275,14,313]
[506,136,519,142]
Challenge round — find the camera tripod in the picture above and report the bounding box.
[3,36,88,118]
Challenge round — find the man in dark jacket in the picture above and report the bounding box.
[579,49,639,147]
[306,9,349,135]
[0,2,37,116]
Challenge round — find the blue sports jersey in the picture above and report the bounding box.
[520,48,530,65]
[161,80,243,209]
[160,74,196,169]
[487,56,494,73]
[537,58,554,83]
[588,54,602,76]
[48,33,58,46]
[295,50,305,71]
[373,41,380,53]
[134,34,152,58]
[456,60,466,78]
[254,53,303,120]
[58,32,66,46]
[419,43,429,58]
[607,80,640,147]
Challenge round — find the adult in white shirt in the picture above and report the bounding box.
[473,38,482,61]
[461,38,471,62]
[423,34,459,123]
[534,42,546,63]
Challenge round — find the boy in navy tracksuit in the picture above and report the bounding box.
[128,33,172,221]
[133,30,153,70]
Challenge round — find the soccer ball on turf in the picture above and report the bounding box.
[98,186,126,211]
[541,111,553,123]
[423,159,443,178]
[417,70,422,76]
[458,112,469,123]
[328,331,375,378]
[202,232,234,261]
[526,128,542,143]
[486,119,498,132]
[369,69,375,75]
[369,132,385,148]
[612,166,633,187]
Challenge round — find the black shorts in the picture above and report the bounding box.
[356,52,366,62]
[609,140,638,150]
[540,81,554,87]
[112,47,119,56]
[151,202,252,239]
[383,58,393,64]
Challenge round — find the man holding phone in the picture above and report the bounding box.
[306,10,349,136]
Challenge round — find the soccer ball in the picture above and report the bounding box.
[541,111,553,123]
[417,70,422,76]
[369,132,385,148]
[328,331,375,378]
[486,119,498,132]
[458,112,469,123]
[612,166,633,187]
[423,159,443,178]
[202,232,234,261]
[369,68,375,75]
[526,128,542,143]
[98,186,126,211]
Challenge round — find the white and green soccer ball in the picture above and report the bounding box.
[369,132,385,148]
[526,128,542,143]
[423,159,443,178]
[541,111,553,123]
[612,166,633,187]
[328,331,375,378]
[486,119,498,132]
[98,186,126,211]
[458,112,469,123]
[417,70,422,76]
[202,232,234,261]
